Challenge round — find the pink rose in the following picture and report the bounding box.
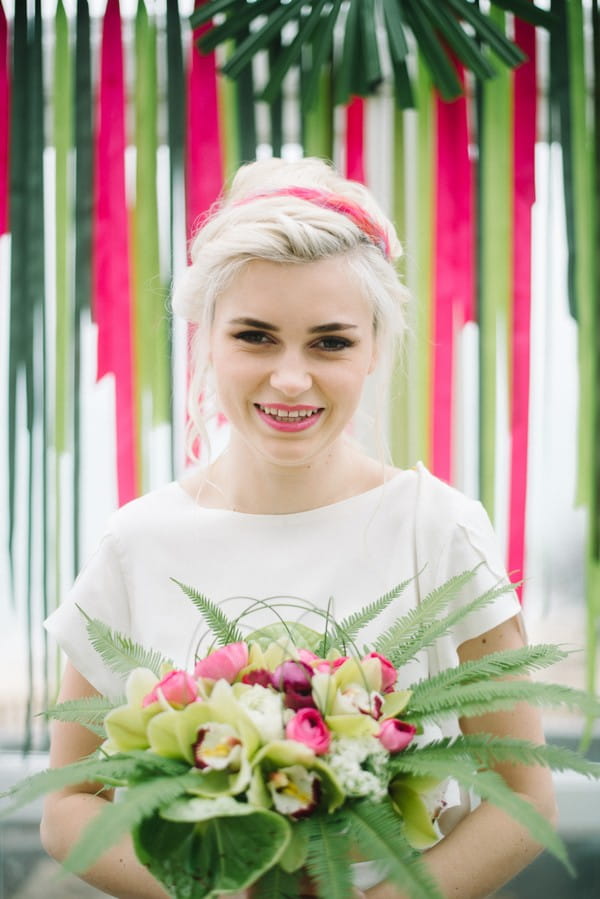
[286,708,331,755]
[194,642,249,683]
[142,670,199,708]
[377,718,416,753]
[363,652,398,693]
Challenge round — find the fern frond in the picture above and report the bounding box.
[334,575,417,649]
[405,679,600,723]
[347,800,444,899]
[253,865,302,898]
[389,756,572,872]
[41,696,124,736]
[374,568,479,658]
[392,736,600,779]
[408,645,569,708]
[305,814,353,899]
[63,772,201,874]
[387,581,519,669]
[78,606,171,678]
[0,753,185,818]
[171,579,243,646]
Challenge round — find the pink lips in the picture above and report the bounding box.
[255,403,323,432]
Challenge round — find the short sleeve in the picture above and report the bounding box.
[414,464,522,677]
[44,532,131,699]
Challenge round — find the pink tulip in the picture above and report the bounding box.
[363,652,398,693]
[142,670,199,708]
[286,708,331,755]
[314,656,350,673]
[377,719,416,753]
[298,649,319,666]
[194,642,249,683]
[241,668,273,688]
[272,660,316,710]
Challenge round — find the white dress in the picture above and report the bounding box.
[44,462,521,890]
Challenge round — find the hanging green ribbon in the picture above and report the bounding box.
[389,105,412,468]
[73,0,92,573]
[51,0,72,723]
[134,1,168,491]
[414,55,434,469]
[477,8,513,519]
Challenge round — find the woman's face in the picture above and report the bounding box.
[209,257,377,468]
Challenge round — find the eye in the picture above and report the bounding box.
[234,330,274,345]
[313,336,355,351]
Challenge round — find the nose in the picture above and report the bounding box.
[269,349,313,397]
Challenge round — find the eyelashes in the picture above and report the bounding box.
[233,331,356,352]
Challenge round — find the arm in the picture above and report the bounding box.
[40,661,170,899]
[365,613,558,899]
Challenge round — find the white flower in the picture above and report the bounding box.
[326,736,388,802]
[236,685,285,742]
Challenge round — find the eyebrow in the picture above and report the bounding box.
[228,317,358,334]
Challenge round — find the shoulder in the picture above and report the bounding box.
[413,461,491,535]
[105,481,190,544]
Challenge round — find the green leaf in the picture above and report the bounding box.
[252,864,302,898]
[0,753,186,818]
[333,574,416,651]
[171,579,243,646]
[260,0,330,105]
[348,800,444,899]
[248,620,322,653]
[408,644,571,708]
[199,0,281,54]
[445,0,525,68]
[278,819,310,872]
[305,814,353,899]
[302,0,343,111]
[78,606,171,678]
[189,0,240,30]
[490,0,556,29]
[402,1,463,99]
[392,735,600,780]
[389,757,574,873]
[383,0,410,62]
[135,805,290,897]
[221,1,300,81]
[373,567,478,658]
[41,695,125,736]
[388,580,520,669]
[405,678,600,723]
[359,0,383,90]
[419,0,497,81]
[63,773,202,874]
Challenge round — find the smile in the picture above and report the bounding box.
[254,404,324,432]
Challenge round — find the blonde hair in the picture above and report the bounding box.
[171,157,409,462]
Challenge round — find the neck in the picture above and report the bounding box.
[208,437,378,514]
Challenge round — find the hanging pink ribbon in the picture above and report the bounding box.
[185,0,225,457]
[92,0,137,503]
[345,96,365,183]
[186,0,223,238]
[0,1,9,236]
[508,20,536,600]
[432,66,475,483]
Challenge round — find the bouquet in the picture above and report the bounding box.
[2,567,600,899]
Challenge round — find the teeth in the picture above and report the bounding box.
[259,405,319,420]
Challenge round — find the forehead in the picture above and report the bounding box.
[214,257,373,326]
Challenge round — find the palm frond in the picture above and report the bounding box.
[389,756,573,872]
[171,579,243,645]
[78,606,171,678]
[392,735,600,779]
[373,567,479,658]
[189,0,553,111]
[387,580,519,669]
[408,644,569,708]
[63,773,201,875]
[347,800,444,899]
[305,814,353,899]
[40,695,124,736]
[405,678,600,723]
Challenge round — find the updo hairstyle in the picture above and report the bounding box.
[171,157,409,462]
